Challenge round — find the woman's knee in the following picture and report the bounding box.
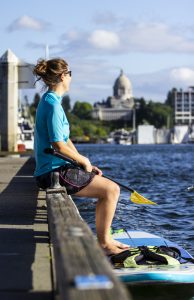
[105,181,120,199]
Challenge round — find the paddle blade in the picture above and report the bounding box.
[130,191,156,205]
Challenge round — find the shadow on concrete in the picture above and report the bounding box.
[0,158,52,299]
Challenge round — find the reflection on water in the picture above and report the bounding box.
[74,144,194,300]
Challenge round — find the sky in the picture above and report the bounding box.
[1,0,194,105]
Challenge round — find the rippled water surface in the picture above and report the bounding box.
[74,144,194,299]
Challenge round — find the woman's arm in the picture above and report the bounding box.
[51,140,92,172]
[66,138,79,153]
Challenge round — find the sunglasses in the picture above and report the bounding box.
[65,70,72,77]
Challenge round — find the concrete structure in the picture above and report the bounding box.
[0,49,34,152]
[137,125,191,144]
[174,87,194,125]
[92,70,134,121]
[137,125,155,144]
[171,125,189,144]
[0,50,19,151]
[155,128,171,144]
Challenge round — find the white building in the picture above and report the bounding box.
[92,70,134,121]
[174,87,194,125]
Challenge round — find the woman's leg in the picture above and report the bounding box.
[74,175,129,255]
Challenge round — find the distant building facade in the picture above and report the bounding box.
[92,70,134,121]
[174,87,194,125]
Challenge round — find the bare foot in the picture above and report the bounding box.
[112,240,130,249]
[100,239,130,256]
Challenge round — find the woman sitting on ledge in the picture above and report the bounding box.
[33,58,129,255]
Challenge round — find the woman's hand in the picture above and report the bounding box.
[78,155,93,172]
[92,166,103,176]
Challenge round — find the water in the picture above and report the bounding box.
[74,144,194,300]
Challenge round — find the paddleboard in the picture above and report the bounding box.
[111,229,194,284]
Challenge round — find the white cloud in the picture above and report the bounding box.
[24,15,194,103]
[58,21,194,58]
[7,15,50,32]
[31,52,194,103]
[88,30,120,50]
[59,29,121,56]
[170,68,194,83]
[119,22,194,53]
[130,67,194,101]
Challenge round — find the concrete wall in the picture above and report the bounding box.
[171,125,189,144]
[0,49,18,151]
[137,125,155,144]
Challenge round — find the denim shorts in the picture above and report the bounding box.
[36,164,96,195]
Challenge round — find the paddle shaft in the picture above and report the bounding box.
[44,148,134,193]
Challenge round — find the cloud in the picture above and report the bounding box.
[54,57,116,104]
[31,48,193,104]
[58,21,194,57]
[92,11,120,25]
[7,15,50,32]
[130,67,194,101]
[65,56,192,103]
[170,68,194,84]
[60,29,121,56]
[72,62,194,103]
[24,15,194,103]
[119,22,194,53]
[88,30,120,50]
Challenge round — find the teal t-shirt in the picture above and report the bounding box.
[34,91,70,176]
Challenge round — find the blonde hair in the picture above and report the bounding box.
[33,58,69,88]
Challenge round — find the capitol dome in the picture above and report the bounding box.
[113,69,133,100]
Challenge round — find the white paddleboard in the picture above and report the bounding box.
[111,229,194,284]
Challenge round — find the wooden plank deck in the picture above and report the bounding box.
[47,189,131,300]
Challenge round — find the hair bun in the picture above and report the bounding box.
[33,57,69,86]
[33,59,47,76]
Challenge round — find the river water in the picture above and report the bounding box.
[74,144,194,300]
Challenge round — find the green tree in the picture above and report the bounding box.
[70,124,84,137]
[72,101,93,119]
[135,98,148,126]
[165,88,177,108]
[95,127,107,137]
[146,101,172,128]
[81,121,97,136]
[135,98,173,128]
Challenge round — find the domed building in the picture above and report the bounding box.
[92,70,134,121]
[113,69,133,102]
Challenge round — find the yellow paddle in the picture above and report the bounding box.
[44,148,156,205]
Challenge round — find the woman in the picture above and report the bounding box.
[33,58,129,255]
